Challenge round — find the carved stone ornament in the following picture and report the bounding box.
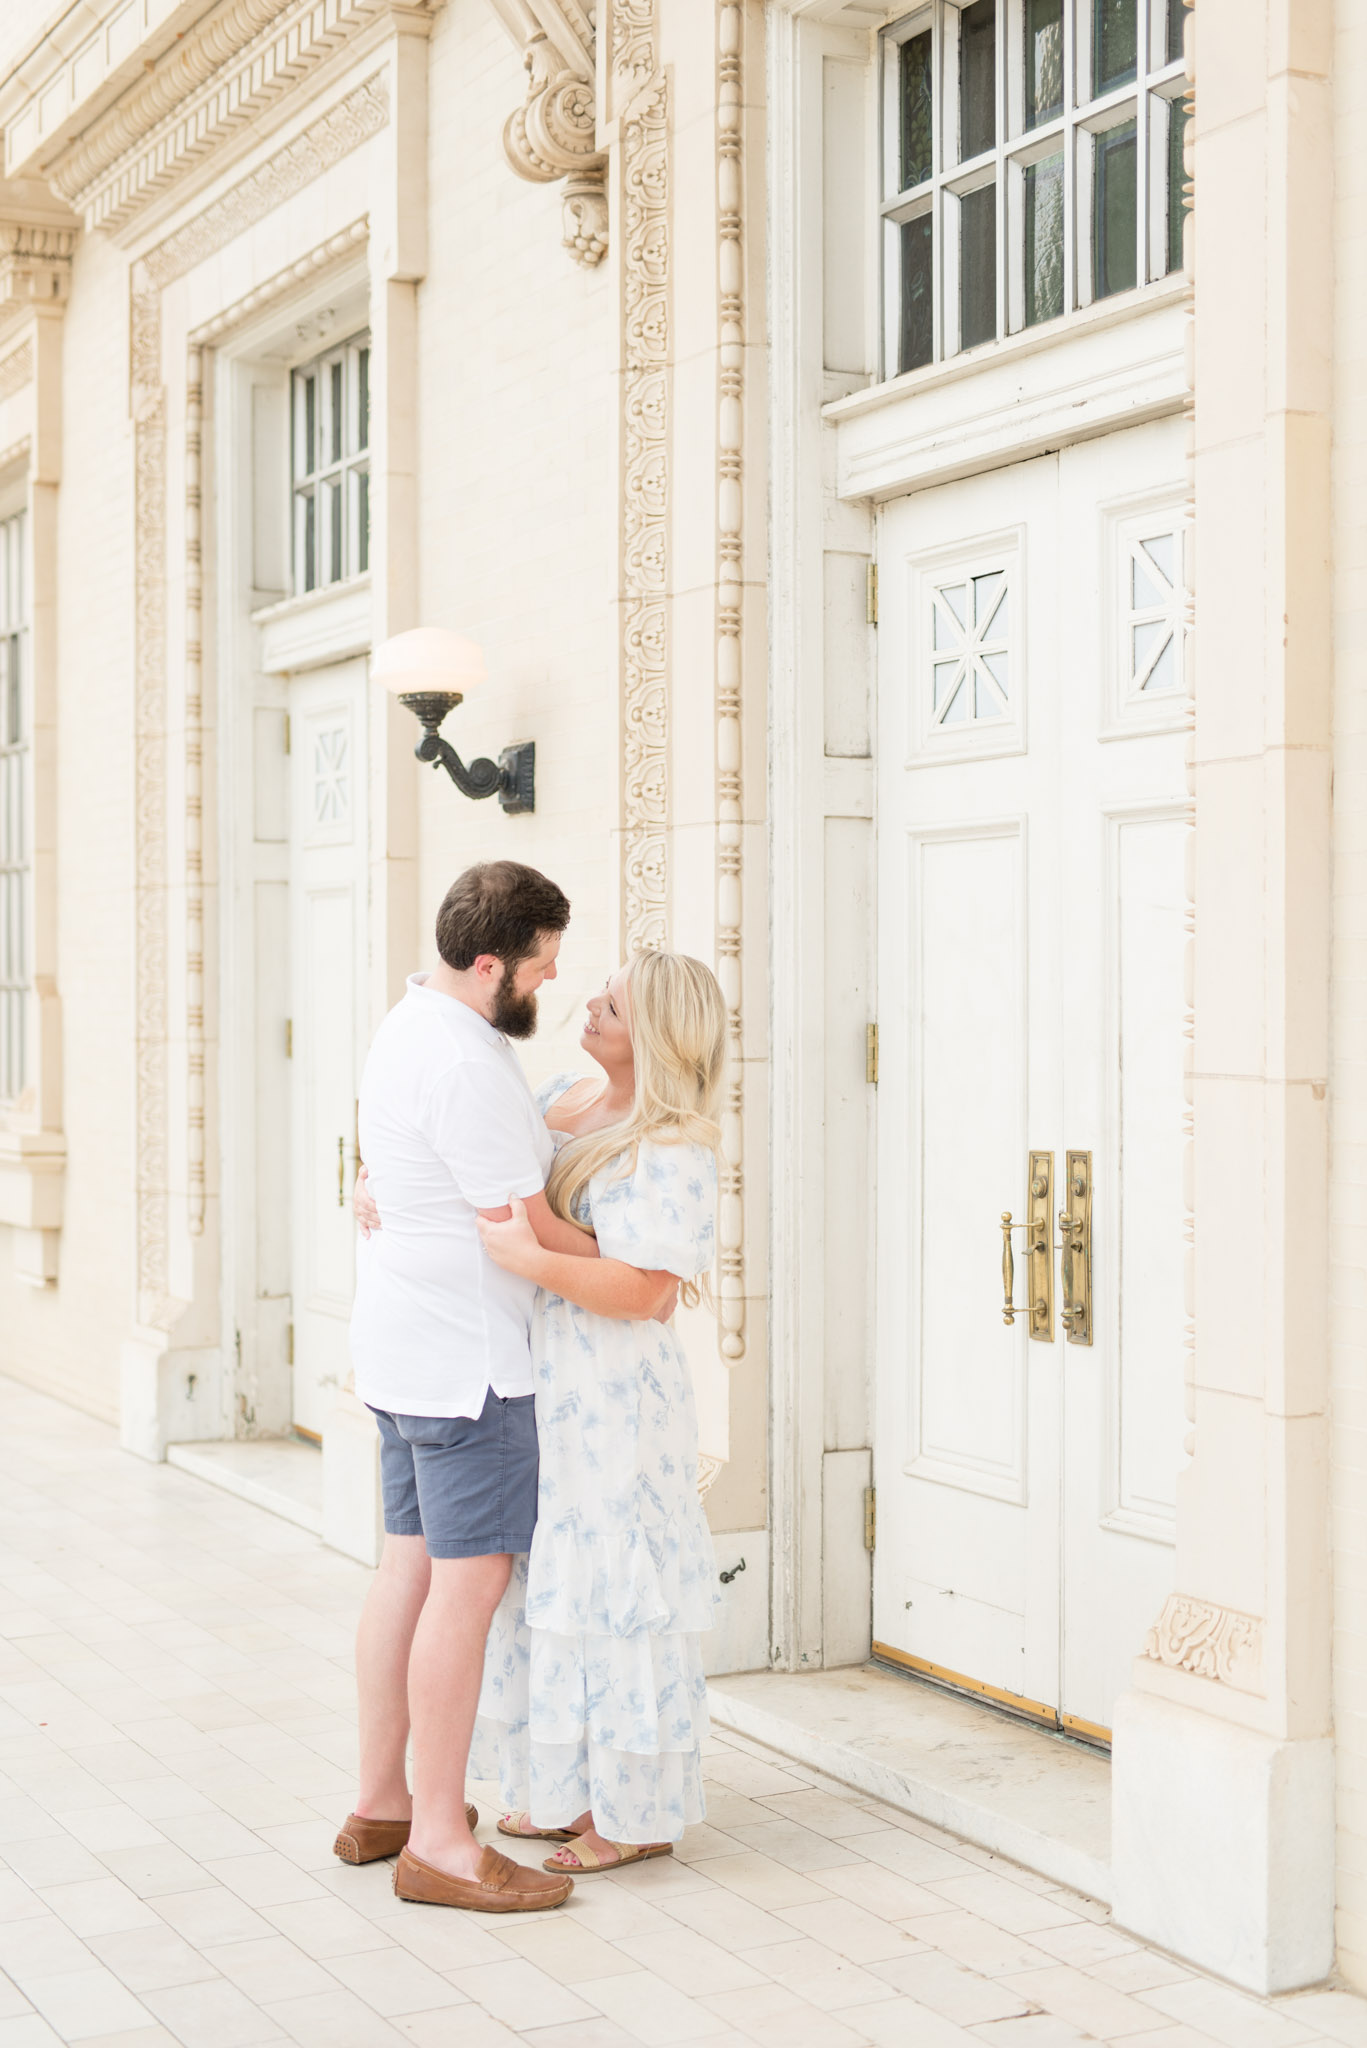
[488,3,607,267]
[1143,1593,1264,1694]
[0,226,76,332]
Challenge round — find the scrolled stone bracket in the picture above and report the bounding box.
[488,2,607,267]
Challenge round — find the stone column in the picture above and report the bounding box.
[1111,0,1335,1995]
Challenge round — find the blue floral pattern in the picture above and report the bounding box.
[468,1075,719,1844]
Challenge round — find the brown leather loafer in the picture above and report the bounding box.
[333,1803,479,1865]
[392,1843,573,1912]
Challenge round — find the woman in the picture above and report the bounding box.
[358,950,724,1874]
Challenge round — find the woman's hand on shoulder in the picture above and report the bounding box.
[477,1196,546,1279]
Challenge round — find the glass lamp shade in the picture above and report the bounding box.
[371,627,487,697]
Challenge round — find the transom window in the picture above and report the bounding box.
[0,510,28,1102]
[882,0,1188,377]
[292,334,370,595]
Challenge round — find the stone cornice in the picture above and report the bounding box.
[54,0,404,233]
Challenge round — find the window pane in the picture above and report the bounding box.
[1025,0,1063,128]
[1165,0,1184,65]
[1166,97,1188,274]
[5,634,18,748]
[302,374,316,478]
[900,30,933,189]
[1025,152,1064,324]
[357,470,370,574]
[1093,0,1137,96]
[301,491,316,593]
[358,347,371,452]
[329,360,343,465]
[1094,119,1137,299]
[960,182,997,347]
[899,213,934,372]
[326,478,343,585]
[959,0,996,161]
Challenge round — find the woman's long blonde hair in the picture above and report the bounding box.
[545,951,727,1246]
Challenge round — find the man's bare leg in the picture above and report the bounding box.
[354,1533,430,1820]
[406,1552,512,1879]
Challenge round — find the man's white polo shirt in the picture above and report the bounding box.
[349,974,554,1419]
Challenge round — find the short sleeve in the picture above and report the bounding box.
[590,1140,717,1278]
[425,1059,548,1210]
[535,1071,591,1118]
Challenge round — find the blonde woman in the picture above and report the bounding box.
[464,950,724,1873]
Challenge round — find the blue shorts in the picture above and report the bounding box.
[369,1389,539,1559]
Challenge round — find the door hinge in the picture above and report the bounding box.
[284,1018,293,1059]
[286,1322,294,1366]
[865,1021,879,1086]
[866,561,878,626]
[864,1485,876,1551]
[283,713,292,754]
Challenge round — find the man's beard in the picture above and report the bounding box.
[491,976,539,1039]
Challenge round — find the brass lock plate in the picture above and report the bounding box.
[1025,1151,1054,1341]
[1060,1149,1093,1346]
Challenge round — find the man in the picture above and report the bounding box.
[335,860,595,1914]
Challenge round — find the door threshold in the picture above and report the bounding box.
[707,1660,1111,1905]
[166,1436,323,1537]
[871,1640,1112,1750]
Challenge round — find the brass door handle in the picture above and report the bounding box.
[999,1152,1055,1340]
[1058,1151,1093,1345]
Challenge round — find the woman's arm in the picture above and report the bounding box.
[478,1197,675,1320]
[480,1189,599,1261]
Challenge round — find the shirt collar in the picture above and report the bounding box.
[407,972,505,1045]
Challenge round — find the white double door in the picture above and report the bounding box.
[288,659,368,1440]
[873,421,1188,1736]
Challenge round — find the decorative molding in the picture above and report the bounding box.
[0,342,34,404]
[130,84,386,1322]
[1144,1594,1263,1693]
[715,0,746,1363]
[610,0,658,102]
[185,348,206,1236]
[39,0,392,235]
[188,218,369,345]
[0,227,77,338]
[619,75,670,956]
[0,437,33,477]
[697,1453,723,1501]
[490,3,607,268]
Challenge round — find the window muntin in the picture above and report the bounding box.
[291,334,371,596]
[881,1,1187,379]
[0,511,28,1102]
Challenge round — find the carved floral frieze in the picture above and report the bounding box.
[1144,1593,1264,1693]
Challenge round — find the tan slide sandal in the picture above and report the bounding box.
[497,1811,576,1843]
[543,1840,674,1875]
[334,1802,479,1865]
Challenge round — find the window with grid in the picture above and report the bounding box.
[291,334,370,595]
[881,0,1188,378]
[0,510,28,1103]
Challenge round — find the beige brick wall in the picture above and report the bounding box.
[411,0,618,1088]
[1333,0,1367,1987]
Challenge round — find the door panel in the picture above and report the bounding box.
[874,420,1187,1735]
[874,454,1062,1710]
[289,662,367,1441]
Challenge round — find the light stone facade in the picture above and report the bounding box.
[0,0,1358,2001]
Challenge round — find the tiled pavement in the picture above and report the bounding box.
[1,1378,1364,2048]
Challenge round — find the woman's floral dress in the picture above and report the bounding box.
[468,1075,719,1845]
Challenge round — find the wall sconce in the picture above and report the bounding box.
[373,628,535,815]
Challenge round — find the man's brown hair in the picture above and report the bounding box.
[435,861,571,972]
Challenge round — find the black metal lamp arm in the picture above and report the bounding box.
[414,726,506,800]
[397,690,535,815]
